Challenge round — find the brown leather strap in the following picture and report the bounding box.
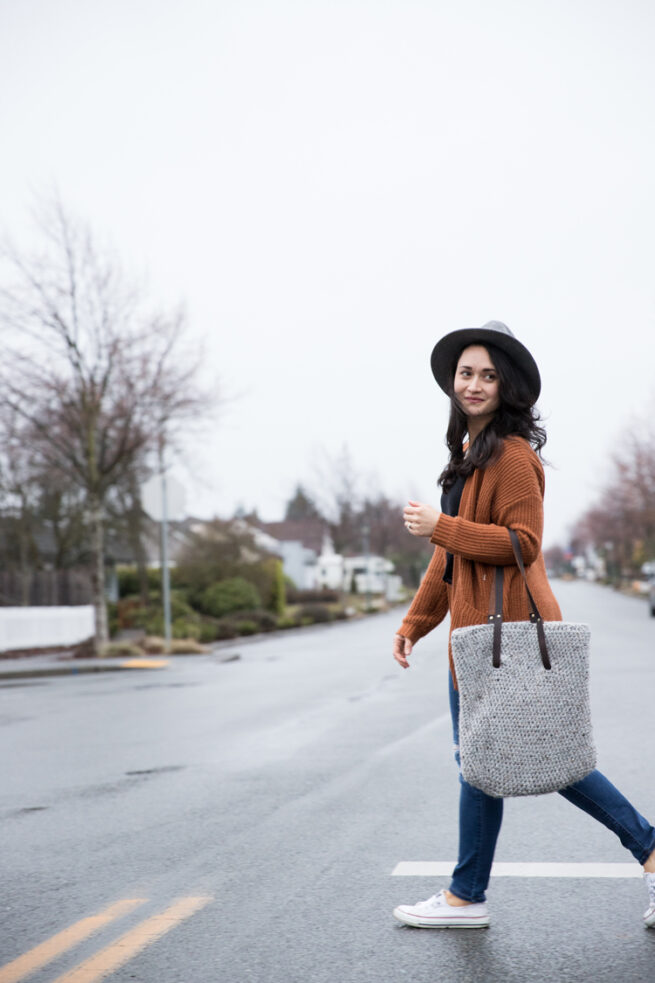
[508,529,551,669]
[508,530,542,618]
[489,529,551,671]
[488,565,504,668]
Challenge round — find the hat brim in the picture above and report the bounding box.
[430,328,541,404]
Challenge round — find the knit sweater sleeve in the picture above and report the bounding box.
[396,544,449,642]
[430,439,544,565]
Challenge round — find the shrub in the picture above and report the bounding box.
[170,590,194,619]
[172,617,202,640]
[197,622,220,643]
[255,610,278,632]
[117,567,139,597]
[298,603,333,624]
[141,590,195,621]
[198,578,262,618]
[219,609,277,634]
[114,591,197,637]
[117,602,160,636]
[233,619,258,635]
[115,598,148,631]
[277,615,300,629]
[100,641,143,658]
[214,622,240,641]
[270,559,286,617]
[140,636,167,654]
[116,566,162,598]
[119,608,163,636]
[107,602,119,637]
[168,638,209,654]
[286,587,340,604]
[171,526,282,614]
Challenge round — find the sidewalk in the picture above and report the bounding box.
[0,638,252,680]
[0,611,385,680]
[0,651,172,680]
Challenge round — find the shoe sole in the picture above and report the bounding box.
[393,908,490,929]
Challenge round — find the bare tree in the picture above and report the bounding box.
[360,493,431,587]
[0,197,213,651]
[0,409,42,603]
[308,446,431,584]
[568,415,655,581]
[310,445,364,554]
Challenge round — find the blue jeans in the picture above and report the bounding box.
[448,673,655,903]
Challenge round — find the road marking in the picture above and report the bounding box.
[119,659,169,669]
[0,899,147,983]
[392,862,643,878]
[51,896,213,983]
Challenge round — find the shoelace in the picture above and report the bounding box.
[415,894,441,909]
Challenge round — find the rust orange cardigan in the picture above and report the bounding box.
[397,436,562,685]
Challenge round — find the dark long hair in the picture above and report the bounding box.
[438,341,547,493]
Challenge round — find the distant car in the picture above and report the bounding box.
[650,578,655,618]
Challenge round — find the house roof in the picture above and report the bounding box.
[254,518,329,554]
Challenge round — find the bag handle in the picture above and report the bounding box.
[487,529,551,670]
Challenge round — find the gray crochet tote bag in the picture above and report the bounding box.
[450,529,596,798]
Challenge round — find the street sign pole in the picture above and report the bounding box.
[141,460,186,653]
[160,468,172,650]
[362,521,370,612]
[158,439,172,651]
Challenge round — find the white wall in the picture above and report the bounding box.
[354,573,403,601]
[280,541,318,590]
[0,606,95,653]
[316,554,344,590]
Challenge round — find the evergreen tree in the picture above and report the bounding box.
[284,484,321,521]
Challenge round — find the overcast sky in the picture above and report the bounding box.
[1,0,654,548]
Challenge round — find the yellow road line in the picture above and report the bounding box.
[0,899,147,983]
[51,896,213,983]
[119,659,169,669]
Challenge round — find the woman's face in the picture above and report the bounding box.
[453,345,501,425]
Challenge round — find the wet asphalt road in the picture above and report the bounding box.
[1,580,654,983]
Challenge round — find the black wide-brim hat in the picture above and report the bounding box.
[430,320,541,404]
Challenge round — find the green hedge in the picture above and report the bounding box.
[198,577,262,618]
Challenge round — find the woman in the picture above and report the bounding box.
[391,321,655,930]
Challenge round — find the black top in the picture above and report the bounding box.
[440,474,466,584]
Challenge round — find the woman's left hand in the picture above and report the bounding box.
[403,500,440,538]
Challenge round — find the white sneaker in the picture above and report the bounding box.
[393,890,490,928]
[645,872,655,928]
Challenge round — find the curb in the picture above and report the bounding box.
[0,650,245,681]
[0,658,170,681]
[0,607,405,681]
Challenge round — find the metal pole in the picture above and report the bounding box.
[362,521,370,612]
[159,442,172,650]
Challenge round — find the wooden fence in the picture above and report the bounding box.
[0,568,93,607]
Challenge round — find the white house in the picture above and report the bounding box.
[315,551,344,591]
[251,518,331,590]
[246,517,403,599]
[315,550,402,600]
[278,540,319,590]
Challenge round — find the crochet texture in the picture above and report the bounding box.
[451,620,596,797]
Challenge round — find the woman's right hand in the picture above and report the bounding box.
[393,634,413,668]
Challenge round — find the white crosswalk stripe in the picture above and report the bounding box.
[392,861,643,878]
